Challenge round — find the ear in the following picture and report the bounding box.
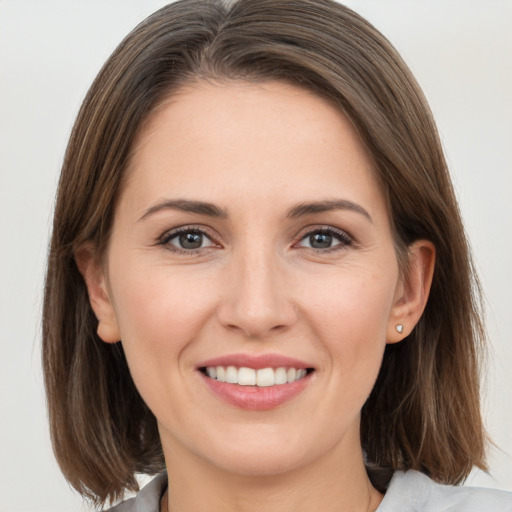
[75,244,121,344]
[387,240,436,344]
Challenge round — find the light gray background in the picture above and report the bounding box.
[0,1,511,511]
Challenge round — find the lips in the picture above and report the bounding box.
[197,353,314,410]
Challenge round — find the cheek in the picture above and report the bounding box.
[112,263,214,343]
[107,262,220,401]
[107,263,223,423]
[308,277,395,433]
[305,266,397,373]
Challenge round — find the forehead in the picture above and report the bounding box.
[122,80,386,222]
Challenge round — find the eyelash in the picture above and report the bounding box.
[158,225,353,254]
[296,226,353,252]
[158,226,217,255]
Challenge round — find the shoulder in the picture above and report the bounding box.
[104,474,167,512]
[378,470,512,512]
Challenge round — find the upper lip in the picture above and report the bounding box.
[197,353,314,370]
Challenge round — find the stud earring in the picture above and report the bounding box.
[395,324,404,333]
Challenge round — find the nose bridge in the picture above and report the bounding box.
[218,239,296,338]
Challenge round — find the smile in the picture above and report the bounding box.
[201,366,310,386]
[197,354,315,410]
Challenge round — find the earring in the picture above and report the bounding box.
[395,324,404,333]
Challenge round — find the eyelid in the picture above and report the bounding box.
[158,225,221,252]
[156,224,353,254]
[295,225,354,250]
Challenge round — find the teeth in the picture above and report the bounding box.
[225,366,238,383]
[205,366,310,386]
[256,368,275,387]
[275,367,287,385]
[216,366,226,382]
[238,367,256,386]
[286,368,296,382]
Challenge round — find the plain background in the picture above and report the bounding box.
[0,1,511,511]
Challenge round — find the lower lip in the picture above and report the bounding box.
[200,372,312,410]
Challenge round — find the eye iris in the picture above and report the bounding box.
[179,232,203,249]
[310,232,332,249]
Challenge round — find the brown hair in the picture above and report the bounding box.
[43,0,486,505]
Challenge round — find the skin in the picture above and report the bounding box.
[78,80,435,512]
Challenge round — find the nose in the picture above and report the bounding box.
[217,246,298,339]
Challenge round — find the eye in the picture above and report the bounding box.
[160,228,216,252]
[297,227,352,250]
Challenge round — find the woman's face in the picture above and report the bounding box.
[95,81,408,475]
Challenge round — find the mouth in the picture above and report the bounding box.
[199,365,314,387]
[197,354,315,410]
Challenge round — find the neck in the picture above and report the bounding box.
[161,429,383,512]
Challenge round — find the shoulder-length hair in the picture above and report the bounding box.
[43,0,486,505]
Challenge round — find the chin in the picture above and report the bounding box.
[207,446,308,477]
[191,423,334,477]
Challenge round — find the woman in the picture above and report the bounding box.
[42,0,512,510]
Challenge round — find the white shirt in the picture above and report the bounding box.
[107,470,512,511]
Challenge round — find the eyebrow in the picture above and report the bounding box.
[138,199,228,221]
[138,198,372,223]
[287,200,372,222]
